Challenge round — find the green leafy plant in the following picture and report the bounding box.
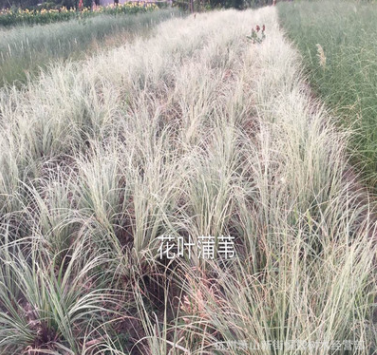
[247,24,266,43]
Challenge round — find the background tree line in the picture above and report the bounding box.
[0,0,274,10]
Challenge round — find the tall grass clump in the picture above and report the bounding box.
[0,9,182,87]
[278,0,377,189]
[0,5,376,354]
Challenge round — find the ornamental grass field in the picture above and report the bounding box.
[0,4,376,355]
[279,0,377,190]
[0,9,181,87]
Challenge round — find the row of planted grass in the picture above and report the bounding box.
[0,2,158,27]
[0,9,182,87]
[0,6,376,354]
[278,0,377,190]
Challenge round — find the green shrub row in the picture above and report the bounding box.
[0,2,157,26]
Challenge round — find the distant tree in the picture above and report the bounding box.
[59,0,76,8]
[207,0,273,9]
[245,0,274,7]
[0,0,39,9]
